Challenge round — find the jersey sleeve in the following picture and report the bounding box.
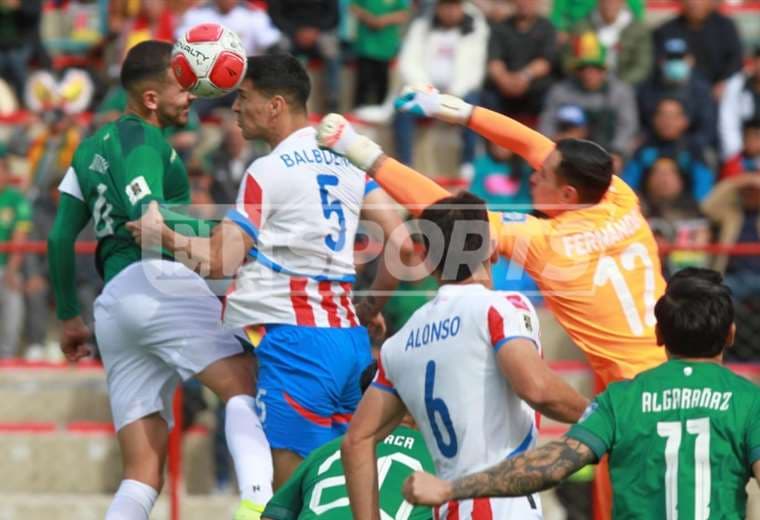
[371,350,398,396]
[364,174,379,197]
[485,293,540,352]
[123,143,167,220]
[566,392,615,460]
[226,161,273,243]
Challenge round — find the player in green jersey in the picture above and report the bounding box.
[402,267,760,519]
[47,41,273,520]
[263,363,436,520]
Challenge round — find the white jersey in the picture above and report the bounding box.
[374,284,543,518]
[225,127,376,328]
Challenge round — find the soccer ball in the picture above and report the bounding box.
[171,23,247,98]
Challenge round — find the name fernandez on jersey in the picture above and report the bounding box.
[641,388,733,413]
[405,316,462,350]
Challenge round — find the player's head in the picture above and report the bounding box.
[233,54,311,140]
[418,191,493,284]
[121,40,194,128]
[531,139,613,216]
[654,268,735,359]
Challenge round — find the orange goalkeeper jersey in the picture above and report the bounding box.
[372,107,666,385]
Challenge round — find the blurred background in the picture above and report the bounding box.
[1,0,760,518]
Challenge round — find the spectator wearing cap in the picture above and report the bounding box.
[394,0,489,167]
[553,104,589,141]
[564,0,652,85]
[654,0,742,99]
[469,140,532,210]
[721,120,760,180]
[539,32,638,157]
[719,47,760,161]
[550,0,645,36]
[624,97,714,202]
[0,143,30,358]
[482,0,557,126]
[637,37,716,150]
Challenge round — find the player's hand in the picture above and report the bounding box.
[126,201,165,249]
[402,471,454,506]
[60,316,92,363]
[317,113,384,172]
[393,84,473,126]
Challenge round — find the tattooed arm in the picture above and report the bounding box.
[402,437,598,506]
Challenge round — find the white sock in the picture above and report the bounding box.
[105,479,158,520]
[226,394,274,504]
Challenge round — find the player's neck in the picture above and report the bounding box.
[124,104,161,128]
[667,353,724,365]
[267,113,310,149]
[435,265,493,289]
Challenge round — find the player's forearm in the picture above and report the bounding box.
[526,376,589,424]
[467,107,555,170]
[48,222,80,320]
[161,227,220,277]
[449,438,596,500]
[341,437,382,520]
[368,156,450,216]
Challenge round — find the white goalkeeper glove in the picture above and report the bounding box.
[317,113,384,172]
[393,84,473,126]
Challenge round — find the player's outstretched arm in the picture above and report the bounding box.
[403,437,597,506]
[342,386,407,520]
[394,85,555,170]
[318,114,450,216]
[498,339,589,423]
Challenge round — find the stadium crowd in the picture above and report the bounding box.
[1,1,760,518]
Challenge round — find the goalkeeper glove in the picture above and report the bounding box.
[317,113,384,171]
[393,84,473,126]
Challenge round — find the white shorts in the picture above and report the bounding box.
[94,260,244,431]
[435,494,542,519]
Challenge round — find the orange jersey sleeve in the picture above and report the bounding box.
[373,157,450,216]
[494,176,667,384]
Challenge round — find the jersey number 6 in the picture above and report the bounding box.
[317,174,347,252]
[425,360,458,458]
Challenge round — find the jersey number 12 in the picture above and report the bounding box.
[657,417,711,520]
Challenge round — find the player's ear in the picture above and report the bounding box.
[560,184,579,205]
[143,88,159,112]
[725,322,736,350]
[654,324,665,347]
[270,95,287,118]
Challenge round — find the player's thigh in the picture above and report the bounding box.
[195,352,255,402]
[95,297,183,432]
[117,412,170,491]
[272,449,304,490]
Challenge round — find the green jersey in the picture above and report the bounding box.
[567,360,760,519]
[263,426,435,520]
[0,187,31,266]
[61,114,190,282]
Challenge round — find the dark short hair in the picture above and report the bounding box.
[655,268,734,358]
[120,40,173,95]
[419,191,490,282]
[742,118,760,133]
[555,139,613,204]
[245,54,310,111]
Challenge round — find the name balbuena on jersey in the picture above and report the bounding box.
[373,284,542,517]
[225,127,376,328]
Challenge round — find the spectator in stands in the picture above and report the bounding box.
[722,120,760,180]
[177,0,281,57]
[469,141,532,210]
[552,104,589,141]
[654,0,742,99]
[564,0,652,85]
[640,157,709,274]
[269,0,341,111]
[719,47,760,161]
[701,174,760,301]
[116,0,175,62]
[393,0,488,168]
[351,0,410,108]
[207,118,267,204]
[482,0,556,125]
[0,0,43,100]
[539,32,638,157]
[0,144,31,359]
[623,97,714,202]
[637,37,716,150]
[550,0,645,34]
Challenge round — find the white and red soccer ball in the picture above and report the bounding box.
[171,23,247,98]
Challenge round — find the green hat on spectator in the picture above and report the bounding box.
[572,32,607,69]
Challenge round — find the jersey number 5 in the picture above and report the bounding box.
[657,417,711,520]
[425,360,458,458]
[317,174,347,252]
[593,241,656,336]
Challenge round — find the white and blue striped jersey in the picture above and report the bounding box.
[225,126,377,328]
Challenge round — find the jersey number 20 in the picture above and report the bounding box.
[425,360,458,458]
[317,174,346,252]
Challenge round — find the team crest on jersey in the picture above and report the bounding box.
[89,154,109,174]
[501,212,527,223]
[523,314,533,333]
[126,176,151,205]
[579,401,598,422]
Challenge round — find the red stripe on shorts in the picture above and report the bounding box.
[283,392,331,427]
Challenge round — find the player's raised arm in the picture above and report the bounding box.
[342,359,407,520]
[403,436,597,506]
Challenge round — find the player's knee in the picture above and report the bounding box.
[122,463,164,492]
